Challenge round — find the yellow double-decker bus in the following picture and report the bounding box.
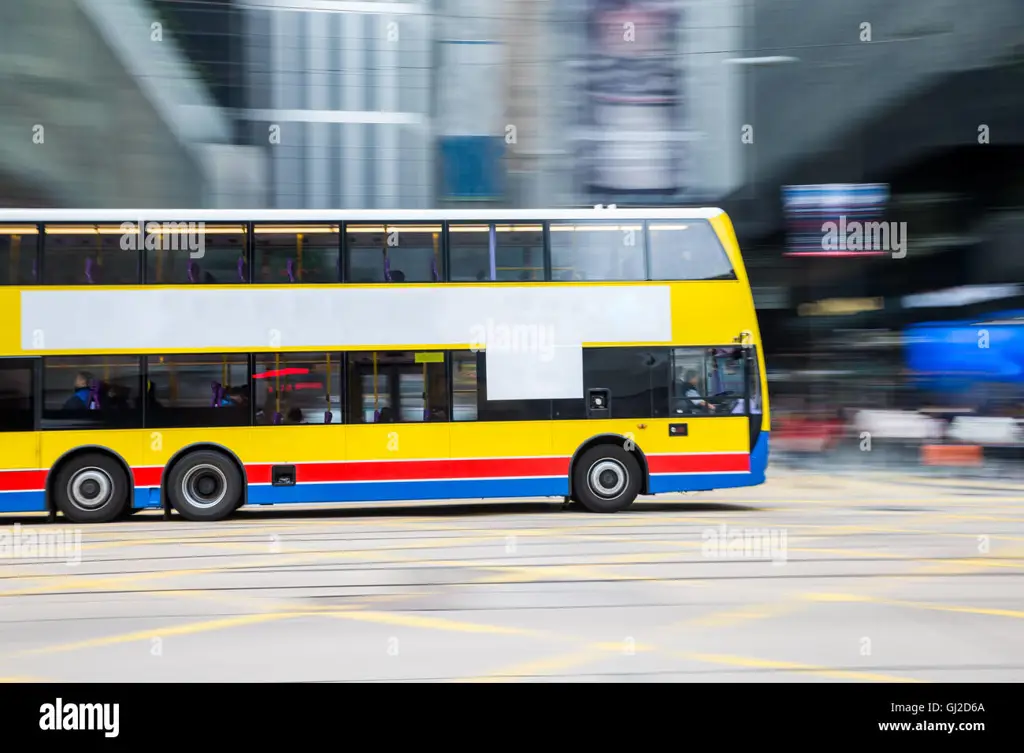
[0,208,768,524]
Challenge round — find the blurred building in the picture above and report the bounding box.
[239,0,435,209]
[724,0,1024,369]
[0,0,264,208]
[436,0,506,204]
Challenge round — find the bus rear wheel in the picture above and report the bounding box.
[52,453,130,524]
[572,445,641,514]
[166,450,243,522]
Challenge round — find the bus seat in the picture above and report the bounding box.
[272,412,282,425]
[187,261,199,283]
[286,258,296,283]
[210,381,223,407]
[324,411,333,424]
[85,257,96,284]
[373,408,381,422]
[237,256,246,282]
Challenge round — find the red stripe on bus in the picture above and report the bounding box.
[647,453,749,474]
[0,469,48,492]
[132,467,164,487]
[245,457,572,484]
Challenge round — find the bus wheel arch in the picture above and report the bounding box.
[568,435,649,512]
[47,446,134,524]
[162,443,247,521]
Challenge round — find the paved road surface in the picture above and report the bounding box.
[1,468,1022,682]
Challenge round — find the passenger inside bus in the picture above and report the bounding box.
[64,371,96,410]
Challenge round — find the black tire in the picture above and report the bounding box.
[52,452,131,524]
[572,444,642,513]
[166,450,243,522]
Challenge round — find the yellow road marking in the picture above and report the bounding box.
[864,596,1024,620]
[9,611,311,658]
[801,592,873,603]
[460,640,655,682]
[327,610,544,636]
[679,652,924,682]
[458,652,604,682]
[687,602,798,627]
[0,676,49,682]
[0,534,505,595]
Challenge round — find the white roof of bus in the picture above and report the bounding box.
[0,207,725,223]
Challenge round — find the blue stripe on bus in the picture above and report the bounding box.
[0,490,47,513]
[245,476,570,505]
[649,432,769,494]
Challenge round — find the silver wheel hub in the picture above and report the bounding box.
[588,459,627,498]
[181,464,228,510]
[67,468,113,511]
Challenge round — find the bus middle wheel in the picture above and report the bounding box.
[166,450,242,522]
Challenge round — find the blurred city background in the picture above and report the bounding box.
[2,0,1023,470]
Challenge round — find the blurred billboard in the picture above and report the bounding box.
[782,183,891,256]
[554,0,742,205]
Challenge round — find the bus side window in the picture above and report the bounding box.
[254,225,340,284]
[42,225,139,285]
[347,224,442,283]
[647,220,735,281]
[145,354,249,428]
[0,358,34,431]
[448,224,544,282]
[253,352,342,425]
[0,226,37,285]
[346,351,449,423]
[549,220,645,282]
[669,348,713,415]
[41,356,143,430]
[146,225,247,284]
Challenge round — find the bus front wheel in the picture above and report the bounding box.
[572,445,641,514]
[166,450,243,522]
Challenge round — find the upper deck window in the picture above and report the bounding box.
[145,223,247,284]
[549,220,646,281]
[448,224,544,282]
[646,220,735,281]
[42,224,140,285]
[347,224,442,283]
[254,224,340,284]
[0,225,37,285]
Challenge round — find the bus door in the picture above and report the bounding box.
[662,347,752,461]
[344,351,451,470]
